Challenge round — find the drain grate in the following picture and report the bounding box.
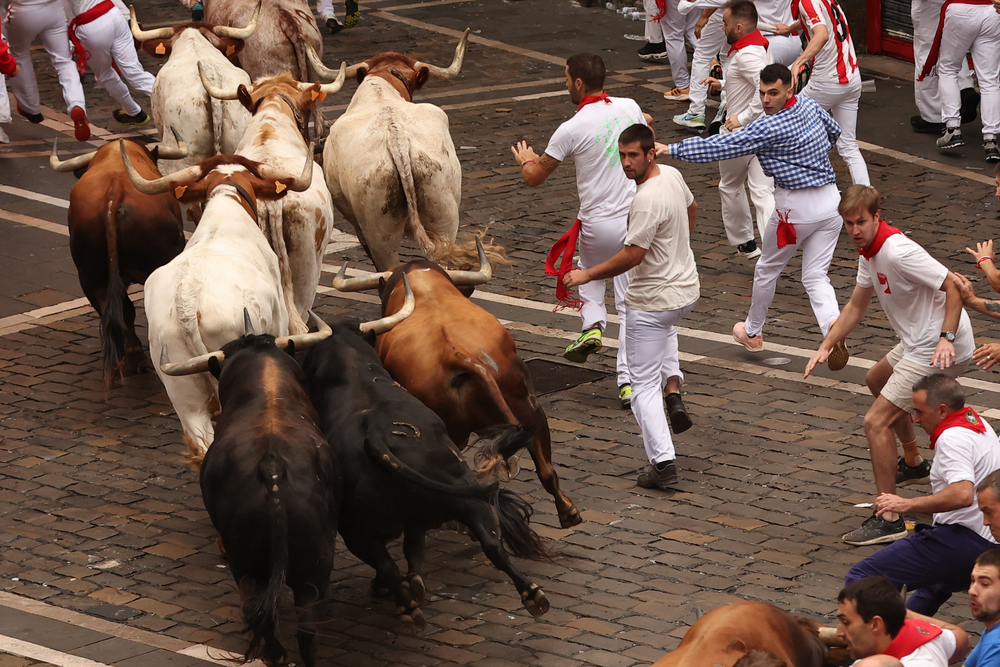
[525,358,611,395]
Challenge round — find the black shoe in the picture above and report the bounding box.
[665,393,692,434]
[637,41,668,61]
[737,240,761,259]
[113,109,150,126]
[707,119,722,136]
[16,103,43,124]
[961,87,980,125]
[325,15,344,34]
[910,115,946,134]
[986,140,1000,164]
[637,460,678,489]
[896,455,931,487]
[842,513,907,546]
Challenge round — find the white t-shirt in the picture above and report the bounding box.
[857,233,975,366]
[931,417,1000,542]
[544,96,647,224]
[623,166,700,312]
[900,629,956,667]
[795,0,860,84]
[723,42,772,128]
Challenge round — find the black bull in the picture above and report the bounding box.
[303,320,552,630]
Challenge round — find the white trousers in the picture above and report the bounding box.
[316,0,335,16]
[625,301,696,464]
[938,4,1000,138]
[766,34,802,67]
[912,0,973,123]
[5,0,86,115]
[578,215,630,386]
[686,12,726,117]
[745,189,842,337]
[801,77,870,186]
[644,0,699,89]
[718,152,774,246]
[75,11,153,116]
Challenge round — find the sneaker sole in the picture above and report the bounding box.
[740,249,762,259]
[564,339,602,363]
[842,528,908,547]
[664,95,690,102]
[937,140,964,149]
[674,120,705,128]
[733,333,763,353]
[70,108,90,141]
[897,476,931,487]
[620,398,631,409]
[637,473,679,489]
[828,340,850,371]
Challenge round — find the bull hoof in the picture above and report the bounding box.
[369,578,391,598]
[521,584,549,617]
[400,606,425,632]
[407,574,425,606]
[559,506,583,529]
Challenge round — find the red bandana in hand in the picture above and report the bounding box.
[859,220,902,260]
[930,407,987,449]
[545,219,583,311]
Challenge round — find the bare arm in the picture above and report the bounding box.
[904,610,971,664]
[952,272,1000,320]
[804,284,873,377]
[564,245,648,287]
[875,481,974,517]
[927,271,962,369]
[790,24,828,81]
[511,141,560,187]
[966,240,1000,293]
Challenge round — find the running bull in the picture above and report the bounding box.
[332,239,582,528]
[49,137,188,390]
[303,290,552,631]
[163,315,337,667]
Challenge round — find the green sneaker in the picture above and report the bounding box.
[618,383,632,409]
[564,327,602,363]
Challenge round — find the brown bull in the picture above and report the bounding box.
[333,240,581,528]
[50,138,187,390]
[651,601,840,667]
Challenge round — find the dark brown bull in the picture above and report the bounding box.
[333,240,581,528]
[49,138,187,389]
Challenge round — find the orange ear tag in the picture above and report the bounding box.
[310,90,327,102]
[174,185,188,198]
[155,42,166,55]
[226,44,235,56]
[274,181,286,193]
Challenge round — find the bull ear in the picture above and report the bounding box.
[218,37,244,58]
[208,355,223,379]
[252,178,293,200]
[414,67,429,91]
[142,40,171,58]
[237,84,254,112]
[173,180,207,203]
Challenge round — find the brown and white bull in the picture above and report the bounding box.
[309,31,505,272]
[200,68,346,335]
[120,143,315,464]
[333,240,581,528]
[49,137,188,390]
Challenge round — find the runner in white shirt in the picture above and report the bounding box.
[511,52,649,408]
[699,0,774,259]
[806,185,974,546]
[776,0,871,185]
[563,124,700,490]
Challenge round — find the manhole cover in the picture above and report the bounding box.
[85,604,143,622]
[761,357,792,366]
[525,358,611,395]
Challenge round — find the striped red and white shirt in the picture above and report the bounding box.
[794,0,859,84]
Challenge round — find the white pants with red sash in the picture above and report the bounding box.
[643,0,699,89]
[578,215,630,386]
[938,3,1000,137]
[74,10,153,116]
[912,0,973,123]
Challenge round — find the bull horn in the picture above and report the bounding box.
[150,128,189,160]
[445,236,492,286]
[318,62,347,95]
[306,44,340,81]
[344,60,370,80]
[129,5,174,41]
[257,145,314,192]
[274,311,332,351]
[121,139,203,195]
[49,138,97,172]
[412,28,470,80]
[359,275,415,335]
[332,263,393,292]
[243,308,255,335]
[818,627,848,648]
[212,0,261,39]
[159,345,226,376]
[198,62,240,100]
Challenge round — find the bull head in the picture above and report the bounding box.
[49,135,189,174]
[199,62,347,101]
[310,28,471,83]
[333,237,492,292]
[129,1,260,50]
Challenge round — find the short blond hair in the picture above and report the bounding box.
[838,184,881,218]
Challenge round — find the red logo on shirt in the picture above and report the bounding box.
[877,272,891,294]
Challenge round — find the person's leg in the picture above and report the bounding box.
[969,12,1000,142]
[612,270,630,388]
[5,3,44,115]
[937,7,976,130]
[662,0,692,89]
[626,307,675,464]
[911,0,945,124]
[77,17,142,116]
[821,79,871,186]
[744,208,799,336]
[36,9,86,114]
[866,393,914,501]
[577,218,626,333]
[644,0,665,44]
[798,216,842,335]
[746,156,775,240]
[684,13,723,119]
[107,13,155,98]
[718,154,755,247]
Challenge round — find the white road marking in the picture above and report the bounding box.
[0,185,70,209]
[0,635,110,667]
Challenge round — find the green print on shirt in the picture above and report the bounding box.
[594,114,636,169]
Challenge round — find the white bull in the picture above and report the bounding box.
[309,30,504,272]
[200,68,346,335]
[120,145,314,464]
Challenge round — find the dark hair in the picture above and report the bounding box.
[618,124,655,155]
[912,373,965,411]
[976,549,1000,572]
[760,63,792,87]
[979,469,1000,498]
[566,53,606,92]
[838,577,906,638]
[733,650,787,667]
[726,0,758,27]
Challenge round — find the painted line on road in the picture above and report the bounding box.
[856,140,997,186]
[0,208,69,236]
[0,185,69,209]
[0,634,110,667]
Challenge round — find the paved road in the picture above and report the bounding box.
[1,0,1000,666]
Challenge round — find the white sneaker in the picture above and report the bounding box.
[673,112,704,128]
[0,126,8,144]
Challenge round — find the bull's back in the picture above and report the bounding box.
[208,0,320,80]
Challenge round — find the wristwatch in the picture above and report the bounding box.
[941,331,956,342]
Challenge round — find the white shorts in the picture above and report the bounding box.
[882,342,970,412]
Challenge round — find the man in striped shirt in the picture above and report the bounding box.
[660,63,849,369]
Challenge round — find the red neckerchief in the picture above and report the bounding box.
[930,407,987,449]
[883,619,943,658]
[68,0,114,75]
[576,92,611,112]
[918,0,992,81]
[545,219,583,311]
[859,220,902,260]
[781,95,797,110]
[727,30,770,57]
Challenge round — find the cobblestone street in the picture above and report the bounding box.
[1,0,1000,665]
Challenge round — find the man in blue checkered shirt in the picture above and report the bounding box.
[659,63,850,371]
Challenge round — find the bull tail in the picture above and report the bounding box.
[242,452,289,664]
[197,64,225,157]
[494,489,554,561]
[99,191,130,391]
[261,198,308,335]
[427,228,512,272]
[386,124,436,257]
[473,425,532,482]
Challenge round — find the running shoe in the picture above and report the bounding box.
[910,115,945,135]
[673,111,704,128]
[619,384,633,409]
[897,455,932,487]
[344,0,360,27]
[827,317,850,371]
[0,126,8,144]
[113,109,151,127]
[737,240,761,259]
[638,41,668,61]
[70,106,90,141]
[842,514,907,546]
[986,139,1000,164]
[637,460,678,489]
[708,104,725,136]
[564,327,602,363]
[937,127,963,149]
[665,392,692,434]
[16,103,43,124]
[733,321,763,352]
[325,14,344,33]
[663,87,690,102]
[709,59,723,82]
